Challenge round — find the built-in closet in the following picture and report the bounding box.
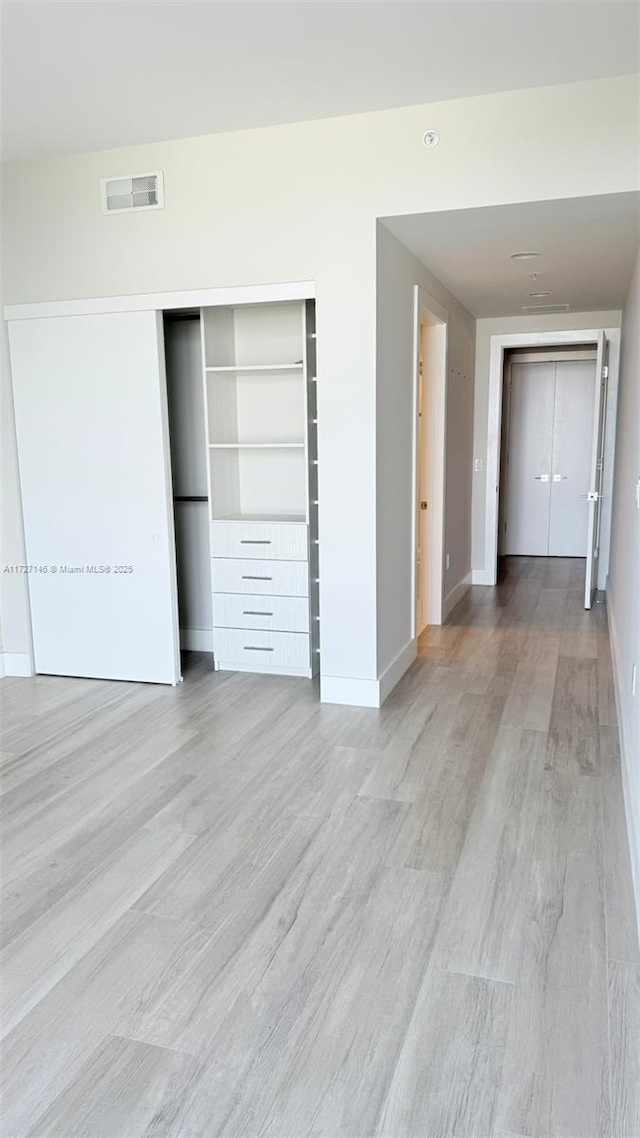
[167,299,319,678]
[7,290,319,685]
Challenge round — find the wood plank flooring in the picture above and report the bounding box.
[1,556,638,1137]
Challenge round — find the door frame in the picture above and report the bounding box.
[498,348,598,556]
[482,326,619,587]
[411,286,448,635]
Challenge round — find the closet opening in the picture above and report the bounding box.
[164,310,212,658]
[489,331,610,609]
[164,298,319,682]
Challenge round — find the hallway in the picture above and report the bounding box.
[1,557,638,1136]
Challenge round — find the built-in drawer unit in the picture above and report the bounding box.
[213,627,311,671]
[211,592,309,633]
[210,557,309,597]
[210,520,308,561]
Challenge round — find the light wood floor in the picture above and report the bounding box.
[1,557,638,1137]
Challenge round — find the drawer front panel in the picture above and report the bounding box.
[210,558,309,597]
[213,628,310,669]
[210,521,308,561]
[212,592,309,633]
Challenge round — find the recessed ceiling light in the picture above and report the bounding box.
[510,251,539,260]
[529,291,553,298]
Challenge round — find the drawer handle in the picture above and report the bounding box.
[243,610,273,616]
[242,575,273,581]
[240,539,272,544]
[244,646,274,652]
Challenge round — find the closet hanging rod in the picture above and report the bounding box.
[173,495,209,503]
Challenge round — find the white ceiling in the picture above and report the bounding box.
[382,193,640,318]
[1,1,638,162]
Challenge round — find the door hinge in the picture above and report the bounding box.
[602,365,609,380]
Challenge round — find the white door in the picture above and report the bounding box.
[548,360,594,556]
[8,311,181,683]
[505,361,555,555]
[505,357,597,560]
[584,332,608,609]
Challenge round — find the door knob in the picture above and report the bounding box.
[534,474,549,482]
[553,474,567,482]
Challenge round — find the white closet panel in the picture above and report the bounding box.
[505,362,555,556]
[8,312,180,683]
[548,360,594,557]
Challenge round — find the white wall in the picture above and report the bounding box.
[376,223,475,682]
[471,309,623,582]
[2,75,638,699]
[608,245,640,920]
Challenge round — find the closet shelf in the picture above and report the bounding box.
[205,364,304,374]
[209,442,305,449]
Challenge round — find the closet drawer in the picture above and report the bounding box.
[210,557,309,597]
[210,521,308,561]
[212,592,309,633]
[214,628,310,670]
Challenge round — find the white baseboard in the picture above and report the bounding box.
[0,652,34,678]
[321,639,417,709]
[471,568,495,586]
[378,638,417,705]
[607,585,640,948]
[443,572,472,620]
[320,674,381,708]
[180,628,213,652]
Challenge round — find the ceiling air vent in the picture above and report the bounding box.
[101,171,164,215]
[521,303,570,315]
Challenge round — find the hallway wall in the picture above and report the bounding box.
[608,244,640,921]
[375,223,475,687]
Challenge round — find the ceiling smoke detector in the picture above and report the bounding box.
[422,130,440,149]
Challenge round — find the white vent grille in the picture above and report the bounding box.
[101,171,164,214]
[521,303,570,315]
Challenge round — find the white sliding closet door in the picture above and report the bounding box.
[8,312,180,683]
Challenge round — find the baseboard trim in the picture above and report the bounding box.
[320,674,381,708]
[443,572,472,620]
[378,638,417,705]
[180,628,213,652]
[607,584,640,947]
[471,568,495,586]
[0,651,35,678]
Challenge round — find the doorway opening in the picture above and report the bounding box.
[412,287,447,635]
[487,329,610,609]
